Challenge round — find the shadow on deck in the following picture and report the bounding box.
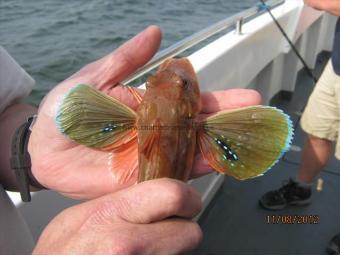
[193,52,340,255]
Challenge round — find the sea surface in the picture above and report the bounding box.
[1,0,257,105]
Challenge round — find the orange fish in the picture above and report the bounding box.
[56,58,293,183]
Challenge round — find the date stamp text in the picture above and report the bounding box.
[266,215,320,224]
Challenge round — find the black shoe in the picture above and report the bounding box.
[259,179,312,210]
[327,233,340,255]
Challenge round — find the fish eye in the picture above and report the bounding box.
[182,79,190,89]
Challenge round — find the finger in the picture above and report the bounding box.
[144,218,202,254]
[47,26,160,114]
[69,25,161,90]
[107,85,145,110]
[201,89,262,113]
[93,178,202,224]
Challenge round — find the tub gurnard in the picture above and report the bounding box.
[56,58,293,183]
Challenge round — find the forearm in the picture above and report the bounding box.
[304,0,340,16]
[0,103,37,191]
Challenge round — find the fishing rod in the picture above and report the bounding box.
[258,0,318,83]
[258,0,319,162]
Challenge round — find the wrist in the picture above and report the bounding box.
[11,115,46,201]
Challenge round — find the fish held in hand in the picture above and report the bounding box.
[56,58,293,183]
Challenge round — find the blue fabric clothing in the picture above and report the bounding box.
[331,18,340,75]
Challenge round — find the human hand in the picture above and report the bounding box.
[33,178,202,255]
[303,0,340,16]
[29,25,261,199]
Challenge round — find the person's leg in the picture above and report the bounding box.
[297,134,333,183]
[259,133,334,210]
[259,60,338,210]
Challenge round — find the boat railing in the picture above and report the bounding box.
[122,0,285,85]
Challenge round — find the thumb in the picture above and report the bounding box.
[86,178,202,224]
[70,25,162,90]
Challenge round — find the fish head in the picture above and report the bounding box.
[145,58,201,118]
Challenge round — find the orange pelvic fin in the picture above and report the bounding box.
[110,137,139,184]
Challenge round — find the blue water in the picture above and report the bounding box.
[1,0,257,104]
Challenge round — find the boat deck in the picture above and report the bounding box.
[192,52,340,255]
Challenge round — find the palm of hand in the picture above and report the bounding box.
[28,26,261,199]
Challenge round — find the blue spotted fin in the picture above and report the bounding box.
[56,84,137,150]
[197,106,293,180]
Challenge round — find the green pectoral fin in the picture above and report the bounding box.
[197,106,293,180]
[56,84,137,150]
